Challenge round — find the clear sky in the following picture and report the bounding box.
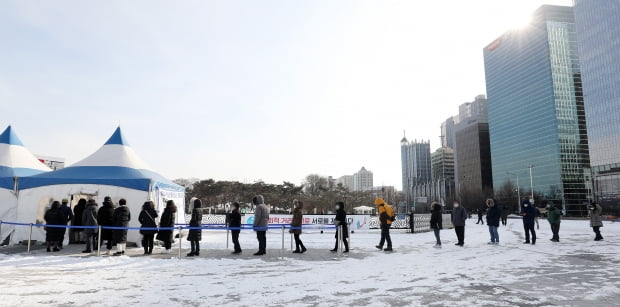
[0,0,572,188]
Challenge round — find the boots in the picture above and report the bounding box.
[330,242,338,252]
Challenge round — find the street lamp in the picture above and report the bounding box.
[506,172,520,213]
[528,165,534,202]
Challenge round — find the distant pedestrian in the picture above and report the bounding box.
[59,198,73,248]
[139,201,158,255]
[113,199,131,256]
[252,195,269,256]
[290,199,306,254]
[588,202,604,241]
[157,200,177,254]
[476,208,484,225]
[97,196,115,255]
[486,199,501,245]
[451,200,467,246]
[521,198,536,245]
[81,199,99,253]
[546,201,561,242]
[187,198,203,257]
[229,202,242,254]
[44,201,64,252]
[501,205,509,226]
[429,202,443,248]
[72,198,86,244]
[330,201,349,252]
[375,198,395,252]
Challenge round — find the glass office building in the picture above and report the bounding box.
[574,0,620,214]
[483,5,591,214]
[401,136,432,205]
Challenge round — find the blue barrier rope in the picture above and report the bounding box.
[0,221,338,231]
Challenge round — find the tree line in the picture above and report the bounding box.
[173,175,387,214]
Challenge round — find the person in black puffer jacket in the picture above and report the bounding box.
[330,202,349,253]
[429,202,443,247]
[229,202,242,254]
[139,201,158,255]
[113,199,131,256]
[157,200,177,253]
[187,198,203,257]
[44,201,64,252]
[486,199,502,245]
[97,196,116,255]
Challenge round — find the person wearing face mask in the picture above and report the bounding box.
[588,202,604,241]
[290,199,306,254]
[520,198,536,245]
[451,200,467,246]
[546,201,561,242]
[486,199,502,245]
[330,202,349,253]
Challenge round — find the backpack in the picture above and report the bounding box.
[385,204,396,222]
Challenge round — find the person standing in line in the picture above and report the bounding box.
[521,198,537,245]
[429,202,443,248]
[139,201,158,255]
[229,202,242,254]
[476,208,484,225]
[157,200,177,254]
[187,198,204,257]
[44,201,64,252]
[81,199,99,253]
[486,199,502,245]
[72,198,86,244]
[451,200,467,246]
[375,198,395,252]
[588,202,604,241]
[290,199,306,254]
[97,196,115,255]
[58,198,73,249]
[546,201,561,242]
[252,195,269,256]
[330,201,349,253]
[113,199,131,256]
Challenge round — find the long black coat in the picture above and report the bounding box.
[44,207,65,242]
[139,207,158,235]
[228,210,241,230]
[97,201,115,241]
[187,208,203,241]
[73,202,86,227]
[430,209,443,230]
[156,207,176,243]
[113,205,131,243]
[334,208,348,238]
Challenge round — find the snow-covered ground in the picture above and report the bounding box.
[1,218,619,307]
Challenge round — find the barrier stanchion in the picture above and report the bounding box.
[290,232,293,250]
[281,225,285,250]
[337,225,343,257]
[27,223,33,253]
[97,226,102,257]
[178,226,182,259]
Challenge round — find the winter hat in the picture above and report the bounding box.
[119,199,127,206]
[374,198,385,206]
[51,201,61,209]
[104,196,112,202]
[61,198,69,203]
[87,199,95,204]
[336,201,344,209]
[142,201,152,210]
[194,198,202,208]
[252,195,265,205]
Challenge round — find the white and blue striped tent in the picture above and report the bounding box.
[16,127,186,244]
[0,126,51,242]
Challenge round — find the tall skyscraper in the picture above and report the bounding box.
[483,5,591,214]
[454,95,493,203]
[336,175,354,191]
[431,147,455,181]
[401,135,432,203]
[574,0,620,213]
[353,167,373,192]
[440,117,456,149]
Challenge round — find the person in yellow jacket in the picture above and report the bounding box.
[375,198,394,252]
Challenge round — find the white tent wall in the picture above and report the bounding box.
[14,184,186,245]
[0,189,17,242]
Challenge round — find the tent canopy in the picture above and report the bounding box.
[19,127,183,192]
[0,126,50,189]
